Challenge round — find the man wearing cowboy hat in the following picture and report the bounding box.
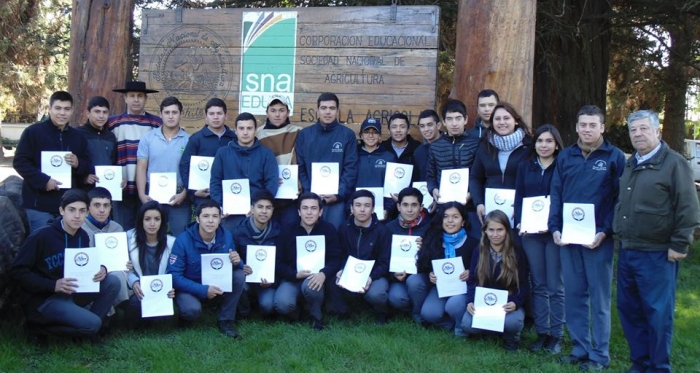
[108,81,162,231]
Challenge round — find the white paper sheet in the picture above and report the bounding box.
[389,235,419,274]
[471,286,509,332]
[296,235,325,273]
[438,168,469,203]
[201,253,233,292]
[485,188,516,227]
[148,172,176,204]
[432,257,467,298]
[311,162,339,195]
[519,196,550,233]
[94,232,129,272]
[140,274,174,318]
[338,256,375,293]
[357,187,384,220]
[95,166,123,201]
[561,202,597,245]
[222,179,251,215]
[276,165,299,199]
[245,245,276,283]
[41,151,72,188]
[188,156,214,191]
[64,248,100,293]
[412,181,434,211]
[383,162,413,197]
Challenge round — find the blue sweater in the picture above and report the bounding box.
[210,137,279,207]
[296,121,358,200]
[513,157,556,227]
[548,140,625,236]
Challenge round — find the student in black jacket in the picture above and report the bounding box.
[76,96,120,189]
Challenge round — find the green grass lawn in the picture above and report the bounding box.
[1,245,699,373]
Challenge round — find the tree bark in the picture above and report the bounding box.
[532,0,612,146]
[662,19,692,153]
[68,0,135,126]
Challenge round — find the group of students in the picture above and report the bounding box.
[9,82,698,372]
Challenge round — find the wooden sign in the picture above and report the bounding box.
[139,6,439,132]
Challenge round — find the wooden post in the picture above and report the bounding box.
[452,0,536,128]
[67,0,135,126]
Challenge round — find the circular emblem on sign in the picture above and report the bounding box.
[74,252,89,267]
[354,263,366,273]
[572,207,585,221]
[104,169,116,180]
[320,166,332,177]
[158,175,169,187]
[104,236,119,249]
[494,192,506,206]
[149,26,234,119]
[210,257,224,270]
[230,182,242,194]
[484,292,498,306]
[393,167,406,179]
[198,159,210,171]
[282,168,292,180]
[255,249,267,261]
[305,240,317,253]
[449,172,461,184]
[50,155,63,167]
[531,199,545,212]
[399,239,411,252]
[150,278,164,292]
[441,261,455,275]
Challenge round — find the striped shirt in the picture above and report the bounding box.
[108,112,162,194]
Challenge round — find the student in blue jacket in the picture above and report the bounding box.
[356,117,396,220]
[513,124,565,354]
[166,200,247,338]
[462,210,529,351]
[548,105,625,371]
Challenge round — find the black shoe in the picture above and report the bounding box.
[24,323,49,348]
[529,333,549,352]
[503,339,520,352]
[217,321,240,339]
[558,354,586,365]
[544,336,563,355]
[88,334,106,347]
[579,360,606,371]
[311,318,324,331]
[178,317,194,329]
[375,313,388,325]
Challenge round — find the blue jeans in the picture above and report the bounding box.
[388,281,411,313]
[617,249,678,373]
[406,273,430,324]
[325,277,389,315]
[561,239,614,366]
[26,209,56,234]
[462,307,525,342]
[321,201,347,230]
[421,286,467,336]
[28,274,121,337]
[175,269,245,322]
[521,233,565,337]
[162,202,191,237]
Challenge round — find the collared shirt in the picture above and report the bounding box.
[634,142,662,164]
[392,141,408,158]
[137,127,190,184]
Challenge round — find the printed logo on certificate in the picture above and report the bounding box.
[389,235,419,274]
[471,286,509,332]
[148,172,176,204]
[438,168,469,203]
[41,151,72,188]
[519,196,550,233]
[222,179,250,215]
[95,232,129,272]
[383,162,413,197]
[311,162,339,195]
[140,274,174,318]
[276,165,299,200]
[188,156,214,191]
[338,256,375,293]
[484,188,515,227]
[95,166,123,201]
[296,235,325,273]
[246,245,276,284]
[201,253,233,292]
[412,181,434,211]
[431,257,467,298]
[561,203,596,245]
[64,248,100,293]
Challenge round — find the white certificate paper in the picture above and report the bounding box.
[357,187,384,220]
[383,162,413,197]
[222,179,251,215]
[432,257,467,298]
[245,245,276,283]
[94,232,129,272]
[276,165,299,199]
[201,253,232,292]
[439,168,469,203]
[561,203,597,245]
[520,196,550,233]
[338,256,375,293]
[140,274,174,318]
[413,181,434,211]
[188,156,214,191]
[64,248,100,293]
[389,235,419,274]
[95,166,122,201]
[41,151,71,188]
[296,235,325,273]
[149,172,176,204]
[311,162,339,195]
[485,188,516,227]
[471,286,508,332]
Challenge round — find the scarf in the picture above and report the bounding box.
[248,217,272,244]
[577,136,604,159]
[398,210,426,230]
[443,228,467,259]
[489,128,525,152]
[86,214,109,230]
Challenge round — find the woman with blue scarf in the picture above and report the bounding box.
[412,202,479,335]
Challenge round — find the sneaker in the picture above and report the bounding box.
[311,318,324,331]
[529,333,549,352]
[579,360,606,371]
[544,336,563,354]
[558,354,586,365]
[217,321,240,339]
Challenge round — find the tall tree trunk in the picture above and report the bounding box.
[662,19,692,154]
[68,0,135,126]
[452,0,537,128]
[532,0,612,145]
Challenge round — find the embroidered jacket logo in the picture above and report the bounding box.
[592,160,607,171]
[331,142,343,153]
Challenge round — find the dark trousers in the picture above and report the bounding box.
[175,269,245,322]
